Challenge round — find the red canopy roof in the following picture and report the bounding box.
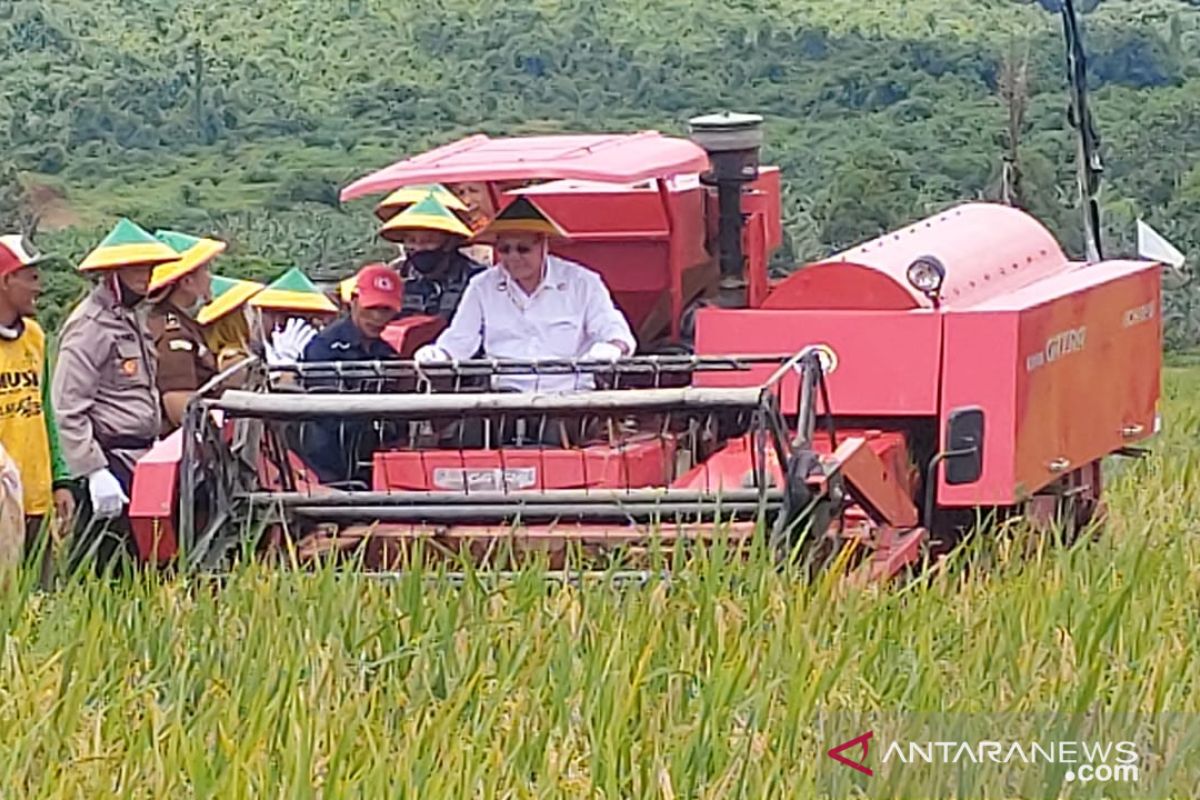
[340,132,710,202]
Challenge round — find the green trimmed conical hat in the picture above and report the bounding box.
[248,267,338,314]
[379,192,473,242]
[374,183,466,221]
[197,275,264,326]
[148,229,227,293]
[209,274,247,297]
[156,230,203,254]
[79,218,180,272]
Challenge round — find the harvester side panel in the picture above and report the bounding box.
[128,431,183,563]
[939,260,1161,506]
[373,439,677,492]
[522,180,674,236]
[692,308,942,415]
[748,167,783,253]
[935,314,1020,505]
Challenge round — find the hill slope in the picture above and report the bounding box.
[2,0,1199,338]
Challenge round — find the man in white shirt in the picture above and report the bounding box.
[414,196,635,392]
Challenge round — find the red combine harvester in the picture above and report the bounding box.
[125,112,1163,578]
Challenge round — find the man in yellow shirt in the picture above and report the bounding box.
[0,235,75,556]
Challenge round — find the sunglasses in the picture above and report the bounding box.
[496,243,536,255]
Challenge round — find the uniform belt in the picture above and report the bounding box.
[98,435,155,452]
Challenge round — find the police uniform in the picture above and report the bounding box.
[148,301,217,436]
[52,281,161,492]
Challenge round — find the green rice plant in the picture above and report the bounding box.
[1,369,1199,797]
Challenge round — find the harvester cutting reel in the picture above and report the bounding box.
[174,350,923,578]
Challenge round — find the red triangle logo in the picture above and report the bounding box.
[827,731,874,776]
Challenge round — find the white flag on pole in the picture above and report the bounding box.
[1137,219,1186,270]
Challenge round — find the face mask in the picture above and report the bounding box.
[116,277,146,308]
[407,249,447,277]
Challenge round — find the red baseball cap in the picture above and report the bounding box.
[0,235,45,278]
[353,263,403,311]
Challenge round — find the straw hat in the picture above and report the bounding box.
[374,183,466,221]
[248,267,339,314]
[197,275,264,326]
[338,275,357,305]
[147,230,227,294]
[378,193,473,243]
[78,218,179,272]
[473,196,566,241]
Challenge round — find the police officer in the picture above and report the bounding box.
[146,231,221,436]
[377,192,484,322]
[299,263,404,484]
[52,219,177,562]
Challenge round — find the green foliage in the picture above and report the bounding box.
[1,0,1199,340]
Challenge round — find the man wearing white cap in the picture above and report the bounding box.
[0,235,75,559]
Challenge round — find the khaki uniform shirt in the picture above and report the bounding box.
[148,301,216,436]
[51,282,161,480]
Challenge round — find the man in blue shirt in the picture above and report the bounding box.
[299,263,402,484]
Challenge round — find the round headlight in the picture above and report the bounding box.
[906,256,946,296]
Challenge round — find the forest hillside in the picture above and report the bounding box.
[3,0,1199,341]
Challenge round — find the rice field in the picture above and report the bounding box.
[2,370,1200,798]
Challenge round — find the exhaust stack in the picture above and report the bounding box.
[688,112,764,307]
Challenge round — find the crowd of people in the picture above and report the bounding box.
[0,182,636,574]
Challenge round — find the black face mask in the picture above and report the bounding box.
[116,277,146,308]
[407,249,448,277]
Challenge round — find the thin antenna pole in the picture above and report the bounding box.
[1061,0,1104,262]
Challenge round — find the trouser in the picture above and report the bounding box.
[24,514,72,589]
[67,445,143,575]
[24,515,46,557]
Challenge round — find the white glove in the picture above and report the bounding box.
[586,341,624,362]
[267,318,317,366]
[88,468,128,520]
[414,344,451,364]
